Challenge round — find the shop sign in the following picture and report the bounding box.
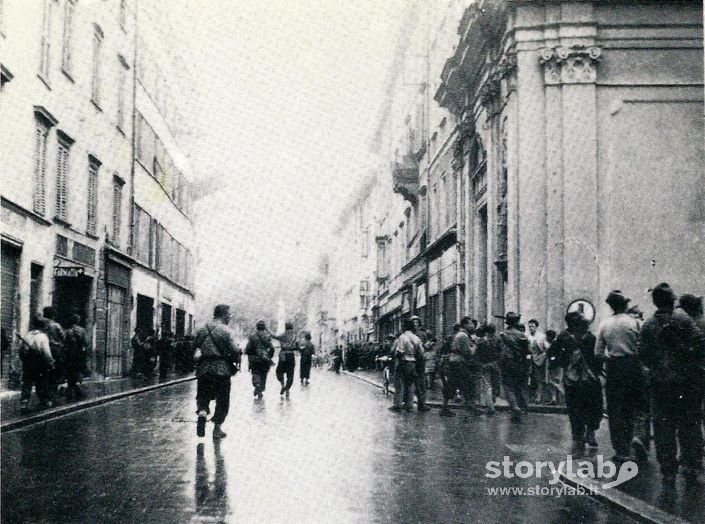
[54,265,84,278]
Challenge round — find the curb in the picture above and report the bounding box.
[342,370,568,414]
[1,375,196,433]
[558,472,688,524]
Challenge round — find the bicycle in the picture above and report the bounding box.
[376,355,393,395]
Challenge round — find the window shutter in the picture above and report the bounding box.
[87,162,98,235]
[55,142,69,220]
[33,125,48,215]
[112,182,122,245]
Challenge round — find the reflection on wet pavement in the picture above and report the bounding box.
[2,369,633,523]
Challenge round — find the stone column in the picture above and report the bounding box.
[539,45,603,312]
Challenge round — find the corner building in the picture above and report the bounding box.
[437,0,704,328]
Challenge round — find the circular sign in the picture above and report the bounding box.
[566,299,596,324]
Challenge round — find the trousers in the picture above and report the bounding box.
[196,375,231,425]
[565,381,603,442]
[393,361,416,408]
[605,357,650,457]
[276,357,295,392]
[251,362,271,395]
[300,357,312,380]
[652,384,703,475]
[502,370,528,412]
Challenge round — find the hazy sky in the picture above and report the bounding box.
[153,0,407,315]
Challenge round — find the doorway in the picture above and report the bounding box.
[53,275,92,328]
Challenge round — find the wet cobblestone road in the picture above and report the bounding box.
[2,368,632,523]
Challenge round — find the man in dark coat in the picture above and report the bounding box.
[499,312,530,422]
[555,312,602,456]
[193,305,241,439]
[299,332,315,385]
[63,314,88,399]
[639,283,705,486]
[245,320,275,399]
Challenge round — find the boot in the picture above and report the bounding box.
[631,437,649,463]
[213,424,227,439]
[20,401,30,414]
[585,429,598,448]
[196,410,207,437]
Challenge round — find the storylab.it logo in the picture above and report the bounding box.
[485,455,638,491]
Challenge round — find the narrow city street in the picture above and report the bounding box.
[2,368,630,523]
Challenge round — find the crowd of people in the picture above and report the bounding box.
[17,307,89,412]
[363,282,705,488]
[130,328,196,379]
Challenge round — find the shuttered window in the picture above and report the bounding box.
[117,62,125,130]
[55,138,70,221]
[39,0,52,81]
[112,177,124,246]
[33,123,49,215]
[91,25,103,106]
[62,0,75,75]
[86,159,99,235]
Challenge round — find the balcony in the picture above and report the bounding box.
[392,154,419,204]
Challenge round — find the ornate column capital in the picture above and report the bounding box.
[480,52,517,115]
[538,45,602,85]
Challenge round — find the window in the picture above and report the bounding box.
[112,175,124,246]
[39,0,53,82]
[133,205,153,265]
[55,132,73,221]
[91,25,104,106]
[86,157,100,236]
[119,0,127,31]
[61,0,75,76]
[32,121,51,215]
[116,56,128,131]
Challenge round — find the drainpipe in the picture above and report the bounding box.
[128,1,139,257]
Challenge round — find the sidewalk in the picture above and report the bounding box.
[1,373,195,432]
[344,368,704,524]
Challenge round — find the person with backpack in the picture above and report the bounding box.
[63,314,89,400]
[245,320,275,399]
[18,315,55,412]
[556,312,602,456]
[639,283,705,486]
[193,305,241,439]
[595,290,650,464]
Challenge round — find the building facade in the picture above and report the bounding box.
[308,0,704,342]
[0,0,196,385]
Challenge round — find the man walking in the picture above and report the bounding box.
[245,320,275,399]
[439,317,476,417]
[299,332,315,386]
[639,283,705,485]
[499,312,530,422]
[410,315,430,412]
[18,315,55,412]
[271,322,299,398]
[63,314,89,400]
[595,290,650,463]
[390,319,425,413]
[477,324,501,415]
[193,305,241,439]
[42,307,64,398]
